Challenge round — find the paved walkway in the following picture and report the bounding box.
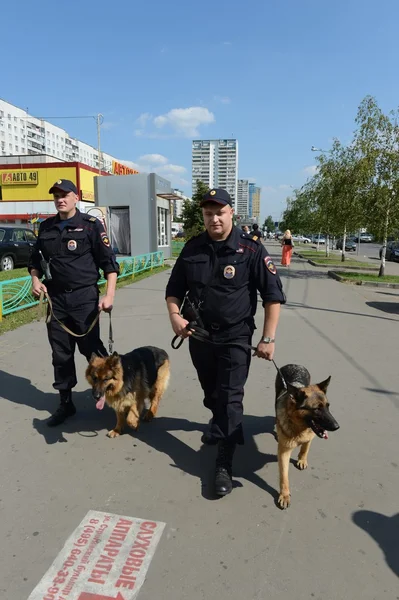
[1,245,398,599]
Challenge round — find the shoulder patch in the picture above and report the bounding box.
[101,232,110,247]
[89,217,97,222]
[264,256,277,275]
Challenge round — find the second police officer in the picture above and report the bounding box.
[165,188,286,497]
[29,179,119,427]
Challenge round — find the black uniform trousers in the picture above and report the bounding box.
[46,285,107,391]
[188,321,253,445]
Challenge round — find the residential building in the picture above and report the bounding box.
[171,188,190,220]
[0,98,124,173]
[192,139,238,208]
[249,183,261,220]
[237,179,249,217]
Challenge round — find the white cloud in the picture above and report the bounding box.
[159,163,186,174]
[278,184,293,190]
[139,154,168,165]
[214,96,231,104]
[120,160,142,171]
[136,113,152,128]
[153,107,215,137]
[303,165,318,176]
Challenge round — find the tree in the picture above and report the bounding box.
[263,215,275,233]
[181,180,208,239]
[354,96,399,275]
[315,140,365,261]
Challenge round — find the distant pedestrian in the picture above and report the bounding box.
[281,229,294,266]
[241,225,250,233]
[250,223,262,241]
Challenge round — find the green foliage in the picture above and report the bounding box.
[181,180,208,239]
[263,215,275,232]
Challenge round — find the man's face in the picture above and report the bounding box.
[53,190,78,215]
[202,203,234,239]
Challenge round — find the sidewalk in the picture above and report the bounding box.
[0,248,398,599]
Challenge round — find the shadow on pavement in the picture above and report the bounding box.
[133,414,280,503]
[0,369,111,445]
[352,510,399,578]
[285,300,399,323]
[365,301,399,315]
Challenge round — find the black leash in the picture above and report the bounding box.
[171,324,286,388]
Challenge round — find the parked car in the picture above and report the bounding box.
[354,232,373,243]
[379,241,399,262]
[336,237,357,251]
[311,235,326,244]
[0,225,37,271]
[292,234,311,243]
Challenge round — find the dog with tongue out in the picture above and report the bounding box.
[274,364,340,510]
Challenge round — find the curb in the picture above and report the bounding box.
[295,253,378,271]
[328,271,399,288]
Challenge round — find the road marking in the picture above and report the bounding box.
[27,510,165,600]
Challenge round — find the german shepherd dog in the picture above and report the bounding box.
[85,346,170,438]
[275,364,339,509]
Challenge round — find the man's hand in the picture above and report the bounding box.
[32,277,47,299]
[99,294,114,313]
[170,313,192,338]
[254,341,275,361]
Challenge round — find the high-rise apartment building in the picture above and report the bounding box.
[237,179,249,216]
[192,139,238,208]
[249,183,261,220]
[0,98,119,172]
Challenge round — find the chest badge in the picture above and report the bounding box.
[223,265,236,279]
[67,239,77,251]
[236,248,244,253]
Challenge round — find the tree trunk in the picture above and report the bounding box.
[379,208,390,277]
[325,234,330,257]
[317,231,321,251]
[341,225,347,262]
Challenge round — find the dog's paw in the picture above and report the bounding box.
[107,429,120,438]
[297,458,308,470]
[278,493,291,509]
[141,409,154,422]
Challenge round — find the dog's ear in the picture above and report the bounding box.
[317,376,331,393]
[90,352,97,362]
[286,382,307,406]
[111,351,119,357]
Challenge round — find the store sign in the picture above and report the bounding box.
[112,161,139,175]
[81,190,95,201]
[1,170,39,185]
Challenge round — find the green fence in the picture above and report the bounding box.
[0,251,164,320]
[172,240,185,257]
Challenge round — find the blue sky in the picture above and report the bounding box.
[2,0,399,222]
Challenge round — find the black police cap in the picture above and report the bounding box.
[49,179,78,195]
[201,188,233,207]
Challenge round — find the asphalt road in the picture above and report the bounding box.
[1,248,398,599]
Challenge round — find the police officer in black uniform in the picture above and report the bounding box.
[28,179,119,427]
[165,188,286,496]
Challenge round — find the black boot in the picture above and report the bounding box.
[47,390,76,427]
[214,440,235,496]
[201,418,218,445]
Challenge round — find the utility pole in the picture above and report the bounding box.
[97,113,104,174]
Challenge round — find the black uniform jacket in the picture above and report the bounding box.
[166,226,286,329]
[28,209,119,290]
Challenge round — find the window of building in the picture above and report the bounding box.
[157,207,169,247]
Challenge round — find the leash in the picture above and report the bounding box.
[171,324,286,387]
[38,290,114,353]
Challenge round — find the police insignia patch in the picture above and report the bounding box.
[101,232,110,247]
[57,179,62,184]
[67,239,77,251]
[264,256,277,275]
[223,265,235,279]
[89,217,97,222]
[210,190,216,196]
